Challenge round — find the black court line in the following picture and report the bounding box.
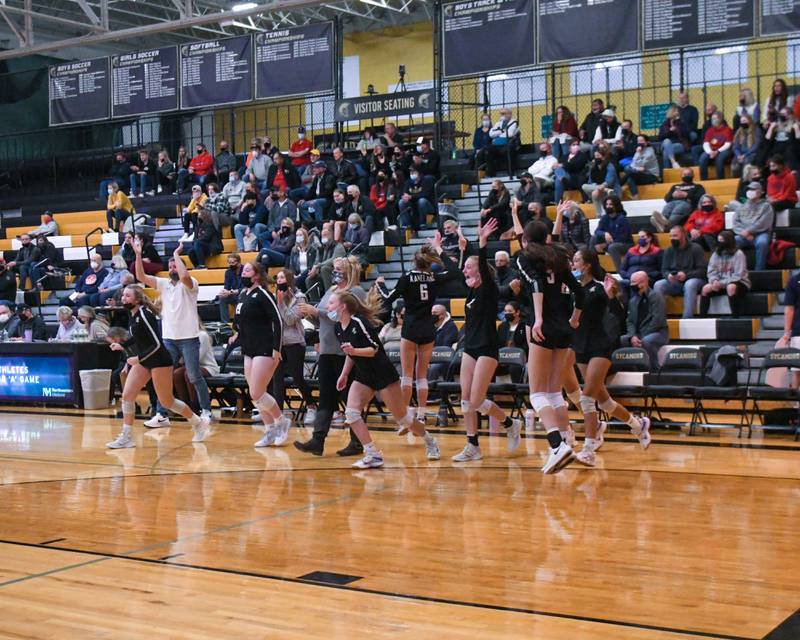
[763,609,800,640]
[158,553,184,561]
[0,538,756,640]
[39,538,66,545]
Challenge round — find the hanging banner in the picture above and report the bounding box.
[644,0,755,50]
[335,89,435,122]
[538,0,639,63]
[180,35,253,109]
[761,0,800,36]
[111,46,179,118]
[255,22,334,100]
[442,0,536,79]
[49,57,110,126]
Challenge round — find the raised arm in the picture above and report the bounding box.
[172,244,194,289]
[133,238,158,289]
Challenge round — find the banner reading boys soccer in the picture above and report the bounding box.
[49,57,110,126]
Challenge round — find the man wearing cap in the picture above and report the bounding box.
[592,109,622,147]
[291,148,321,201]
[289,126,313,169]
[732,182,774,271]
[527,142,558,191]
[0,258,16,304]
[299,161,336,224]
[8,304,47,341]
[411,137,440,182]
[30,212,59,239]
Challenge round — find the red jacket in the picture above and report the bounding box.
[552,115,579,138]
[684,208,724,236]
[767,167,798,203]
[290,139,313,167]
[370,184,388,210]
[189,150,214,176]
[703,124,733,151]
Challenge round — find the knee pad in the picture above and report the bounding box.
[460,399,473,414]
[530,392,551,414]
[598,397,618,413]
[255,392,277,414]
[344,407,362,425]
[547,392,566,409]
[476,399,494,414]
[121,400,136,415]
[579,394,597,415]
[415,378,428,391]
[169,399,188,414]
[400,376,412,388]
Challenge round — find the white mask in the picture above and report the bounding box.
[298,133,305,140]
[746,190,758,200]
[416,145,423,153]
[107,188,114,195]
[0,313,9,323]
[295,234,304,244]
[321,237,330,245]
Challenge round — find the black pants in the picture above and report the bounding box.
[271,342,314,410]
[312,353,355,442]
[699,281,748,317]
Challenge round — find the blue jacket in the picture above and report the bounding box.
[224,266,243,291]
[75,266,108,295]
[733,129,762,165]
[593,212,631,244]
[97,267,129,294]
[472,127,492,151]
[618,246,662,283]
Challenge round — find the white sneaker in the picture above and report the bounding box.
[397,408,414,436]
[452,443,482,462]
[564,425,576,448]
[200,409,214,423]
[542,442,575,474]
[425,436,440,461]
[506,418,522,452]
[157,185,163,194]
[251,409,261,423]
[352,452,384,469]
[107,427,135,449]
[145,190,155,197]
[635,417,652,450]
[303,407,317,425]
[576,447,596,467]
[595,420,608,451]
[178,233,194,243]
[192,416,211,442]
[144,413,170,428]
[254,425,276,447]
[331,411,345,427]
[272,415,291,446]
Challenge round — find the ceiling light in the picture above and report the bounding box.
[231,2,258,11]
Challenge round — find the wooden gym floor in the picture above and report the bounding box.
[0,407,799,639]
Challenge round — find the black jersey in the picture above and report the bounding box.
[234,286,282,357]
[516,252,584,329]
[123,306,168,365]
[463,246,500,352]
[335,313,399,390]
[378,252,459,322]
[572,279,612,355]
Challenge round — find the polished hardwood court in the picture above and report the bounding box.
[0,408,799,639]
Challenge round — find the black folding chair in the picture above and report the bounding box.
[492,347,527,420]
[693,348,748,437]
[646,347,704,428]
[605,347,651,402]
[433,349,463,425]
[746,348,800,439]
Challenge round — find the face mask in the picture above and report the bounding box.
[701,204,714,212]
[122,302,135,310]
[621,127,631,133]
[240,275,253,288]
[416,145,423,153]
[298,133,305,139]
[539,149,548,156]
[570,147,580,154]
[740,98,747,106]
[740,122,749,130]
[196,149,203,155]
[296,235,304,244]
[348,223,359,231]
[107,188,114,195]
[500,116,509,123]
[670,239,681,249]
[92,262,101,271]
[503,313,515,323]
[772,167,781,175]
[604,206,616,216]
[636,145,644,152]
[277,282,289,292]
[778,114,787,123]
[252,150,260,158]
[321,237,330,245]
[630,283,640,295]
[571,269,582,280]
[280,227,291,236]
[332,271,345,284]
[482,119,491,127]
[638,237,648,247]
[230,175,238,182]
[746,190,757,200]
[0,265,5,272]
[327,310,339,322]
[409,174,419,182]
[496,265,507,274]
[682,175,693,184]
[711,118,722,127]
[169,272,180,282]
[334,198,344,205]
[0,313,8,323]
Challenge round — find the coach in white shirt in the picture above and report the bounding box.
[135,242,212,427]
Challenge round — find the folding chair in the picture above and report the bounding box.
[646,347,704,428]
[433,349,463,425]
[746,348,800,439]
[492,347,527,420]
[693,348,748,437]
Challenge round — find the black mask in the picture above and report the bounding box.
[169,272,180,282]
[740,122,749,130]
[740,98,747,106]
[280,227,291,236]
[240,275,253,288]
[122,302,135,310]
[604,206,616,215]
[701,204,714,212]
[670,239,681,249]
[277,282,289,291]
[682,175,693,184]
[496,265,507,275]
[503,313,515,323]
[630,284,640,295]
[778,114,787,123]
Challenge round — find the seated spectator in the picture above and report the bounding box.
[367,145,392,187]
[177,142,215,193]
[763,78,793,128]
[77,305,109,341]
[732,182,774,271]
[726,164,766,213]
[658,105,690,169]
[106,182,135,233]
[654,225,706,319]
[379,301,404,352]
[590,195,631,271]
[623,135,659,198]
[345,184,378,234]
[107,273,136,309]
[188,209,222,269]
[62,254,107,307]
[129,149,156,198]
[216,252,242,323]
[29,212,58,238]
[258,217,295,267]
[734,88,761,130]
[470,113,493,170]
[699,230,750,318]
[578,98,605,152]
[329,188,350,235]
[245,140,271,192]
[684,194,724,251]
[30,235,61,289]
[289,227,318,291]
[99,151,131,200]
[433,303,458,348]
[56,306,80,341]
[299,161,336,224]
[592,108,622,147]
[357,126,380,156]
[762,107,799,171]
[117,231,135,266]
[175,146,190,180]
[288,126,313,171]
[389,145,409,182]
[411,137,441,186]
[0,258,16,303]
[293,147,321,199]
[156,150,176,195]
[582,145,619,216]
[479,179,511,238]
[676,91,700,144]
[214,140,237,184]
[766,154,798,212]
[731,114,762,177]
[698,112,733,180]
[133,233,163,276]
[343,213,370,268]
[614,119,638,166]
[554,140,589,202]
[369,172,398,229]
[222,170,247,215]
[0,302,19,336]
[9,303,46,341]
[7,233,40,291]
[526,201,553,233]
[329,146,358,189]
[305,223,346,297]
[621,270,668,370]
[380,121,403,149]
[497,301,527,354]
[87,254,129,306]
[486,107,519,176]
[690,102,719,162]
[618,230,661,290]
[559,201,590,251]
[204,182,233,230]
[494,250,520,310]
[267,151,301,194]
[650,167,706,231]
[548,105,579,160]
[181,185,208,239]
[528,142,558,193]
[268,189,297,240]
[398,168,435,232]
[514,171,539,212]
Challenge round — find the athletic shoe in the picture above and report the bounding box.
[192,416,211,442]
[303,407,317,425]
[331,411,345,427]
[564,425,576,448]
[146,190,155,197]
[254,426,276,447]
[294,437,324,456]
[506,418,522,453]
[107,427,135,449]
[144,413,170,428]
[336,440,364,457]
[352,452,384,469]
[272,415,291,446]
[451,443,482,462]
[595,420,608,450]
[397,408,415,436]
[541,442,575,474]
[251,410,261,423]
[635,416,652,450]
[425,437,440,461]
[650,210,668,232]
[200,409,214,423]
[576,447,596,467]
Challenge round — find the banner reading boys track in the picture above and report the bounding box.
[111,47,179,118]
[255,22,334,100]
[761,0,800,37]
[335,89,435,122]
[644,0,755,50]
[49,57,110,126]
[180,35,252,109]
[538,0,639,63]
[0,354,75,404]
[442,0,535,79]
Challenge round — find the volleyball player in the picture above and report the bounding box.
[106,285,210,448]
[451,217,522,462]
[229,261,291,448]
[376,235,459,429]
[517,218,584,473]
[571,248,651,466]
[327,290,440,469]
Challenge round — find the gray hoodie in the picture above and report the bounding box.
[707,249,751,288]
[631,146,660,179]
[732,199,773,236]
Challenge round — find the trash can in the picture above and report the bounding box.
[79,369,112,410]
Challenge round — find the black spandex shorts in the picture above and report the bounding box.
[354,368,399,392]
[464,346,499,361]
[530,329,573,351]
[573,347,613,365]
[140,347,175,370]
[241,336,276,359]
[401,323,435,346]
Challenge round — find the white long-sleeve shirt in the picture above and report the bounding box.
[527,155,558,182]
[489,118,519,143]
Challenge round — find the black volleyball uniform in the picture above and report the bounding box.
[463,245,500,361]
[123,306,174,370]
[572,279,614,363]
[377,253,460,344]
[335,314,399,391]
[517,252,584,350]
[234,286,283,358]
